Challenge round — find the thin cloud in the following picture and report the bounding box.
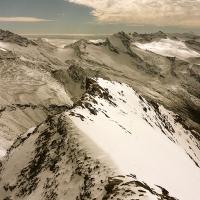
[0,17,54,22]
[67,0,200,27]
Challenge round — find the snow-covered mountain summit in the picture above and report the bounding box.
[69,77,200,200]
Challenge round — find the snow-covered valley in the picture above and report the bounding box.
[134,38,200,60]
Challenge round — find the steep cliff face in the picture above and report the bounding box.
[0,30,199,200]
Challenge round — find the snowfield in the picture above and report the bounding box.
[0,127,36,159]
[89,39,106,44]
[0,42,9,51]
[0,146,6,158]
[0,137,12,159]
[134,38,200,59]
[69,78,200,200]
[42,38,77,48]
[0,47,7,52]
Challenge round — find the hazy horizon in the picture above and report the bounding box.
[0,0,200,34]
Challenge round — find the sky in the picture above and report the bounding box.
[0,0,199,34]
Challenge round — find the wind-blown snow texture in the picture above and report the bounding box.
[69,78,200,200]
[134,38,200,59]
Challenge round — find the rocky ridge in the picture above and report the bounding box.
[0,29,36,47]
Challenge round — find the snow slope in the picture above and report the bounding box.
[42,38,77,48]
[0,112,178,200]
[0,41,9,51]
[134,38,200,59]
[89,39,105,44]
[0,47,7,52]
[69,78,200,200]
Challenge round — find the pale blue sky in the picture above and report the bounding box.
[0,0,199,34]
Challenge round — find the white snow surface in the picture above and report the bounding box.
[0,47,7,52]
[0,42,9,51]
[89,39,105,44]
[0,147,6,158]
[134,38,200,59]
[0,127,36,160]
[69,78,200,200]
[43,38,77,48]
[20,56,37,63]
[0,135,13,159]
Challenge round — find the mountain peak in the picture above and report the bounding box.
[0,29,36,47]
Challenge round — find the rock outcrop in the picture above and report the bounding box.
[0,29,36,47]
